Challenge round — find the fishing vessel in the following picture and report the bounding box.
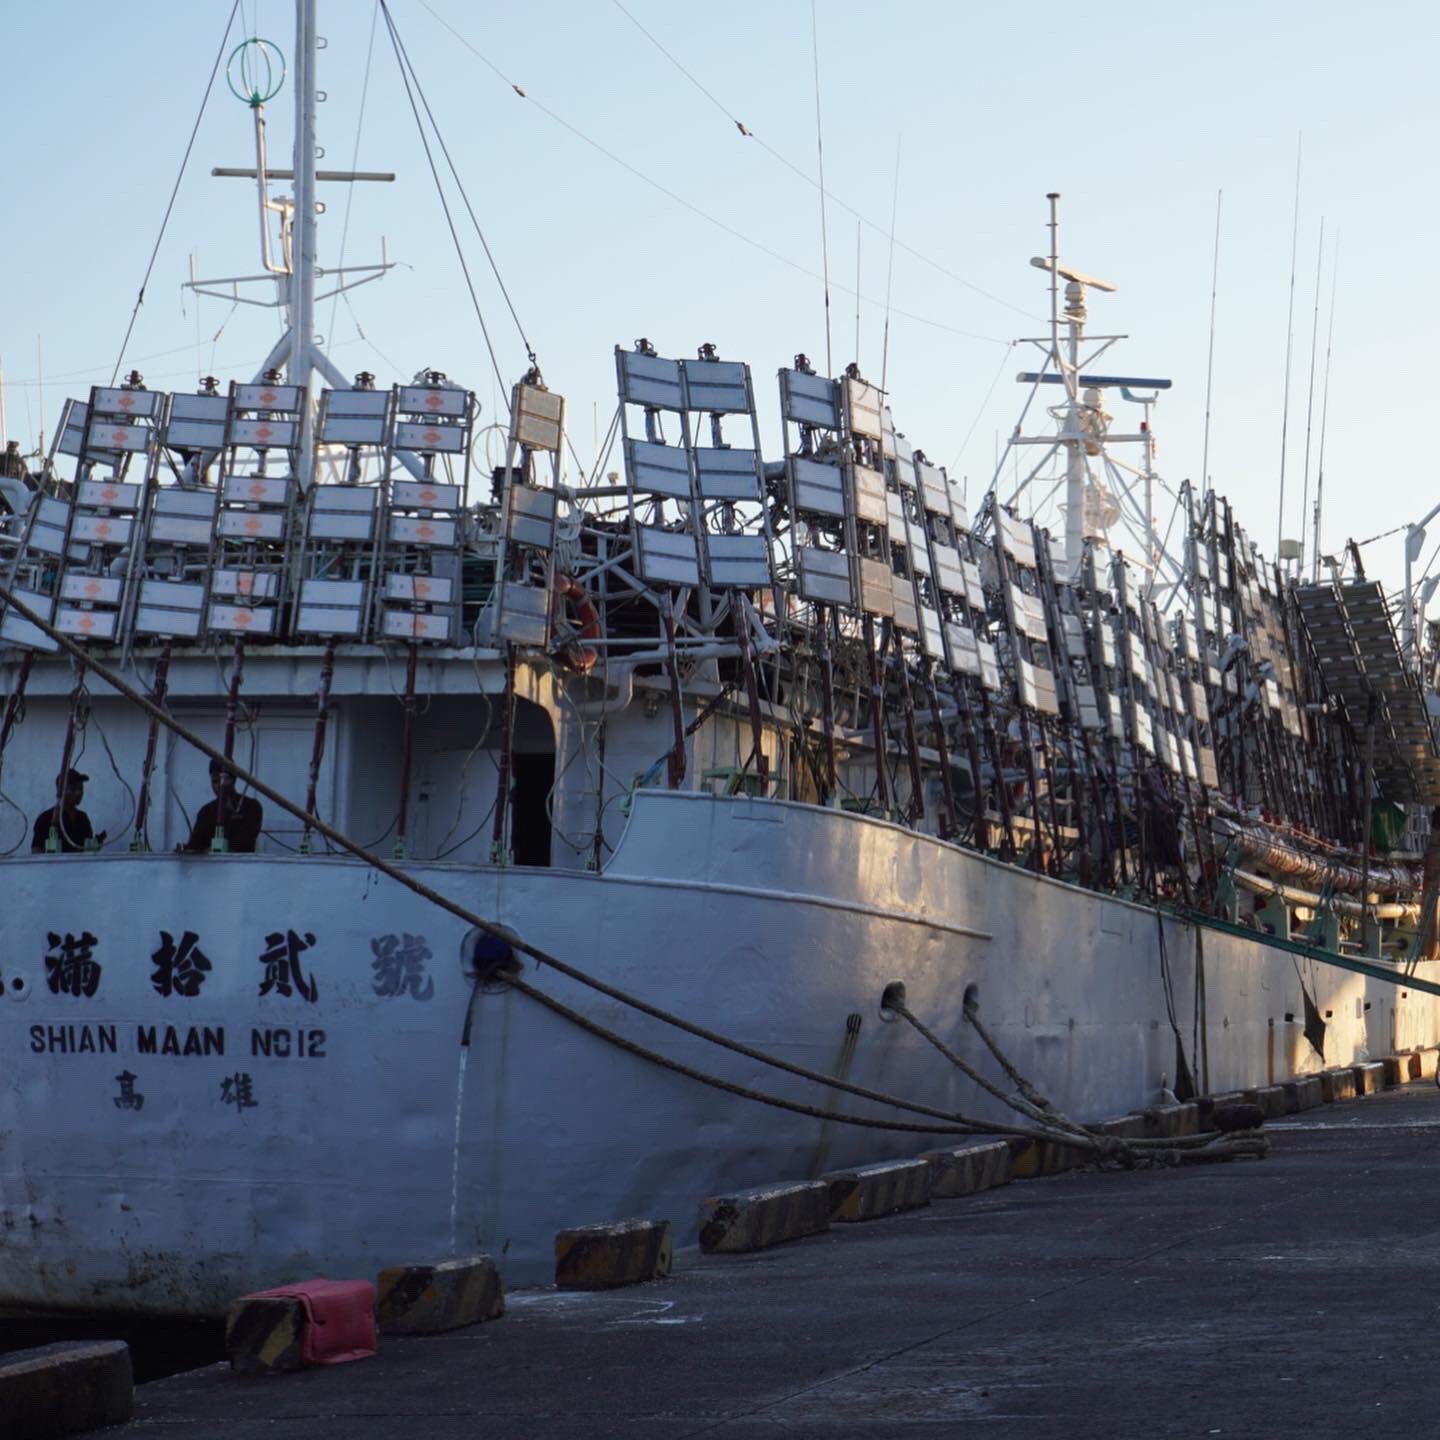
[4,3,1440,1320]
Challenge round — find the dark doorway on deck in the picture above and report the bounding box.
[510,750,555,867]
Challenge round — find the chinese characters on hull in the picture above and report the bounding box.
[371,934,435,1000]
[36,925,446,1020]
[151,930,213,998]
[44,932,101,998]
[113,1070,144,1110]
[259,931,319,1002]
[220,1072,258,1112]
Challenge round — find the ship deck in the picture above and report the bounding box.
[112,1079,1440,1439]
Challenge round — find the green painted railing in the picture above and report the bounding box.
[1171,906,1440,1001]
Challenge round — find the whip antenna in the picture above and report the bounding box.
[1275,134,1302,553]
[880,136,901,394]
[1311,235,1340,581]
[1199,189,1221,498]
[810,0,833,376]
[1297,217,1325,575]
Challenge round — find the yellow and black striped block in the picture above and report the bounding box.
[918,1140,1013,1197]
[554,1219,673,1290]
[822,1158,931,1221]
[698,1181,830,1254]
[225,1296,308,1375]
[376,1255,504,1334]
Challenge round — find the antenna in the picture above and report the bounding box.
[880,136,901,393]
[1297,217,1325,577]
[853,221,861,365]
[35,336,44,456]
[1199,189,1221,498]
[1311,234,1340,582]
[809,0,833,377]
[1029,255,1117,293]
[186,5,398,483]
[1275,134,1302,553]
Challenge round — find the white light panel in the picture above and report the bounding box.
[625,438,693,499]
[779,369,840,430]
[391,480,461,511]
[635,526,700,586]
[618,350,684,411]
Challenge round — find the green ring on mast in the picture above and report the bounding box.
[226,37,286,108]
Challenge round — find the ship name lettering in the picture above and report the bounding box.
[29,1023,118,1055]
[135,1024,225,1057]
[250,1027,327,1059]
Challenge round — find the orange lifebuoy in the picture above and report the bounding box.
[554,573,601,673]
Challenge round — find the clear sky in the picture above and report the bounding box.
[3,0,1435,592]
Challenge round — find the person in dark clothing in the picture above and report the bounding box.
[31,769,103,853]
[182,758,263,853]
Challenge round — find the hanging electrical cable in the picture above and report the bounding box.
[409,0,1007,348]
[605,0,1040,325]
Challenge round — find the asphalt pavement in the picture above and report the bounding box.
[119,1082,1440,1438]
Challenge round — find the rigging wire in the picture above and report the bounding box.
[379,1,538,369]
[410,0,1006,347]
[1297,218,1325,573]
[109,0,242,386]
[378,1,507,394]
[1310,235,1340,581]
[1199,189,1221,496]
[326,0,382,353]
[605,0,1039,324]
[810,0,834,376]
[947,341,1016,473]
[879,137,901,392]
[1274,134,1302,554]
[853,222,861,366]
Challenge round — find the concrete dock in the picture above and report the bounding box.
[95,1081,1440,1436]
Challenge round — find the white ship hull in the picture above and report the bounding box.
[3,789,1433,1318]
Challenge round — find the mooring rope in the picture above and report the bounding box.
[0,582,1267,1162]
[888,998,1088,1140]
[0,583,1083,1144]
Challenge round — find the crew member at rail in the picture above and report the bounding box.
[31,769,103,853]
[181,758,263,853]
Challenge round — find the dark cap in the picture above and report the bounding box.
[65,768,88,787]
[208,757,233,777]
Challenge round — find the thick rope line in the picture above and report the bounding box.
[512,976,984,1138]
[0,582,1050,1142]
[962,993,1059,1114]
[892,1000,1103,1152]
[0,587,1275,1162]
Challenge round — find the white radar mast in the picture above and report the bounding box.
[185,0,399,485]
[1003,194,1177,595]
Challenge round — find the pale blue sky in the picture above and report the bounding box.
[3,1,1435,588]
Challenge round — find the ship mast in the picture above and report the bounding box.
[186,0,398,483]
[1005,196,1175,587]
[291,0,320,485]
